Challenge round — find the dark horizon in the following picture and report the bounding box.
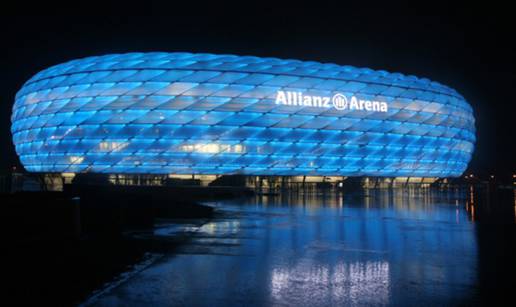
[2,4,515,176]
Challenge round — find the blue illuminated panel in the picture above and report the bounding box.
[11,52,475,177]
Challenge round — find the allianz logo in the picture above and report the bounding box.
[275,90,388,112]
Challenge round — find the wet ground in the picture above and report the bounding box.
[81,187,516,306]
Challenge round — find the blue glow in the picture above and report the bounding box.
[11,52,475,177]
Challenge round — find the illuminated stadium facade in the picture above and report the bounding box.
[11,52,475,178]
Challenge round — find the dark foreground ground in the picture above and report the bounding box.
[0,185,252,306]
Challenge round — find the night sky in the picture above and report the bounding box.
[2,4,515,176]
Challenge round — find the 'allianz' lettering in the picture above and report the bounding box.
[275,91,331,108]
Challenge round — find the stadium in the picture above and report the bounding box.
[10,52,476,186]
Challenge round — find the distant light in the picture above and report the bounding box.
[490,175,494,179]
[470,174,474,178]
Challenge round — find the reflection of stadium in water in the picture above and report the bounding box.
[271,261,390,305]
[86,189,479,305]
